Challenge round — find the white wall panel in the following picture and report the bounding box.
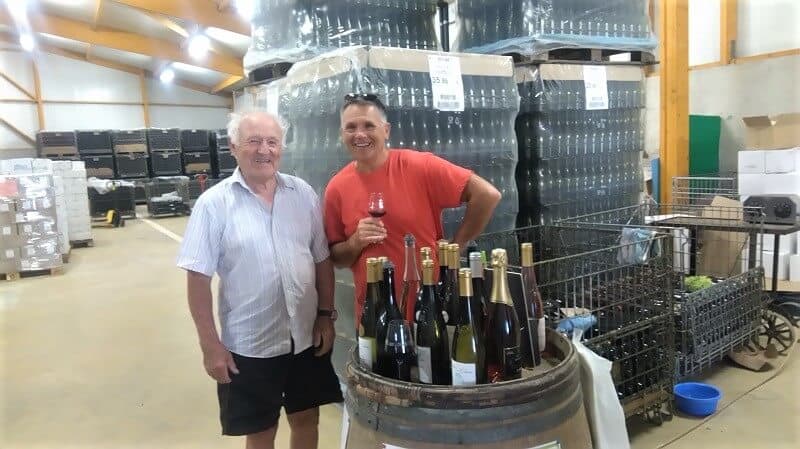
[149,106,230,130]
[0,78,31,100]
[44,104,145,130]
[689,0,721,66]
[738,0,800,57]
[0,50,35,94]
[0,103,37,159]
[147,79,231,106]
[38,53,141,102]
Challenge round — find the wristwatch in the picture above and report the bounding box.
[318,309,338,321]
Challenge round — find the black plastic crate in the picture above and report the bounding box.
[183,152,212,175]
[76,130,113,154]
[130,178,148,204]
[213,150,237,177]
[37,131,76,148]
[88,183,136,218]
[113,129,148,153]
[115,152,149,178]
[81,154,115,178]
[213,129,229,150]
[181,129,211,152]
[150,151,183,176]
[146,128,181,151]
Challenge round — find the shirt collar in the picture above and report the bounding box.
[231,167,293,195]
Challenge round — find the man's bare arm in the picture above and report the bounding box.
[187,270,238,383]
[329,218,386,268]
[452,174,502,248]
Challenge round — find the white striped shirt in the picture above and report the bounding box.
[176,168,330,358]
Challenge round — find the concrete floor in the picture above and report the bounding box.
[1,212,797,449]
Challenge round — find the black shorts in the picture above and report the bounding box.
[217,346,344,436]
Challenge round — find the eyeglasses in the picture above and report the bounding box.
[343,93,386,111]
[244,137,281,150]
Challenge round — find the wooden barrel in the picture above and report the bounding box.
[343,328,593,449]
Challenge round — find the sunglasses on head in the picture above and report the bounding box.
[343,93,386,110]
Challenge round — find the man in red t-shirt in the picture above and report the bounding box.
[323,93,501,323]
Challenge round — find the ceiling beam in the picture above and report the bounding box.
[1,10,243,75]
[211,74,243,93]
[0,71,35,99]
[0,31,227,96]
[93,0,105,29]
[110,0,249,35]
[141,10,241,59]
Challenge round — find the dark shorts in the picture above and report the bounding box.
[217,346,344,436]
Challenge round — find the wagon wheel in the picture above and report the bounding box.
[753,309,796,355]
[771,301,800,328]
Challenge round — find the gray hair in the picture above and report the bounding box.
[227,110,289,148]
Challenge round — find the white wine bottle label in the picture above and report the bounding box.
[451,359,477,386]
[417,345,433,383]
[358,337,376,370]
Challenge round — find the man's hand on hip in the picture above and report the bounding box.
[201,340,239,384]
[313,316,336,356]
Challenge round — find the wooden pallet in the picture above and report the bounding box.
[510,48,657,65]
[70,239,95,248]
[2,266,64,281]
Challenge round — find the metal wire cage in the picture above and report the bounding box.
[559,201,767,380]
[474,225,676,420]
[671,175,738,210]
[144,177,189,217]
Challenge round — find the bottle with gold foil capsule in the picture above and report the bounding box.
[415,247,433,324]
[468,251,488,338]
[415,259,451,385]
[436,241,452,323]
[446,243,460,327]
[485,248,522,382]
[451,268,486,385]
[520,243,543,367]
[358,258,380,372]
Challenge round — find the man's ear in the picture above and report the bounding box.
[384,122,391,137]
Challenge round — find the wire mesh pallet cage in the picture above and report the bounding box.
[186,177,220,209]
[671,175,738,209]
[559,201,768,380]
[144,177,190,218]
[474,225,676,422]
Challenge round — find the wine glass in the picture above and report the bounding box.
[384,320,415,382]
[368,192,386,219]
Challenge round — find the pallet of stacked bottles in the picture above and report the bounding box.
[243,0,441,84]
[144,177,189,218]
[211,129,236,179]
[475,223,676,424]
[76,130,115,179]
[559,201,771,380]
[146,128,183,177]
[87,179,137,220]
[451,0,656,228]
[238,46,521,237]
[36,131,80,162]
[112,129,149,180]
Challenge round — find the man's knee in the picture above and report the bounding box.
[246,425,278,449]
[287,407,319,429]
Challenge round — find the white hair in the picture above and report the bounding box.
[227,110,289,148]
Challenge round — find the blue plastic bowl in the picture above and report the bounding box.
[674,382,722,417]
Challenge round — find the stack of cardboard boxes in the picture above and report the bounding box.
[737,113,800,282]
[51,161,92,243]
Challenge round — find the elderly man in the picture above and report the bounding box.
[177,111,342,449]
[323,93,501,323]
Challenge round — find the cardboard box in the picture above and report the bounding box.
[0,158,34,175]
[738,174,767,198]
[762,173,800,195]
[738,150,766,174]
[699,197,747,277]
[742,113,800,151]
[790,255,800,282]
[759,232,798,254]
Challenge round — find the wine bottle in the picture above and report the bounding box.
[468,251,488,338]
[415,259,451,385]
[485,248,521,383]
[358,258,380,371]
[400,234,421,322]
[521,243,545,366]
[436,241,451,323]
[446,243,461,327]
[420,246,432,262]
[451,268,486,385]
[377,260,404,378]
[415,246,433,324]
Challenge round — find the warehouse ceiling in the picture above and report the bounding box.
[1,0,251,95]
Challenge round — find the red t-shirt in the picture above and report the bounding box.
[323,149,472,323]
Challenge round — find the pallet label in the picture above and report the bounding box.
[428,55,465,112]
[583,65,609,110]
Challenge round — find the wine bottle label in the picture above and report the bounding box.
[358,337,376,370]
[451,359,477,386]
[417,345,433,383]
[503,346,522,378]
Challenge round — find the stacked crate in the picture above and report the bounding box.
[36,131,79,161]
[76,130,115,179]
[181,129,212,175]
[146,128,183,176]
[51,161,92,244]
[113,129,150,179]
[212,129,236,178]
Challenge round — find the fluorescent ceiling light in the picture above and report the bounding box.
[188,33,210,60]
[159,67,175,84]
[19,33,35,52]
